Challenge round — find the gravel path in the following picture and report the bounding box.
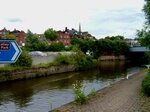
[54,69,150,112]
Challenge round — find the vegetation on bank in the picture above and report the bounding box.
[0,49,98,73]
[137,0,150,97]
[43,51,98,71]
[73,81,87,104]
[0,50,32,73]
[0,31,130,73]
[11,50,32,67]
[142,70,150,96]
[71,36,129,59]
[73,81,96,105]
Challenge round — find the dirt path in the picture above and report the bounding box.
[54,69,149,112]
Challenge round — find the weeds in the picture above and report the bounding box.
[73,81,87,104]
[72,81,97,105]
[89,89,96,97]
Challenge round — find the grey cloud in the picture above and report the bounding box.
[8,18,22,22]
[86,8,145,38]
[94,9,144,24]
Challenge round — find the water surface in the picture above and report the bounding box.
[0,62,142,112]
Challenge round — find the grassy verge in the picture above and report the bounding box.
[142,70,150,96]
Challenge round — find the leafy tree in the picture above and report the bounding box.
[137,26,150,47]
[25,30,48,51]
[143,0,150,24]
[137,0,150,47]
[72,50,97,70]
[48,42,65,51]
[105,35,124,40]
[6,34,16,40]
[71,37,94,54]
[44,28,58,41]
[71,36,129,59]
[71,37,83,45]
[91,38,129,59]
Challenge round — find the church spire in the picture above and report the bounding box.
[79,23,81,34]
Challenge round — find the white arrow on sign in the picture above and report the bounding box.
[11,42,21,61]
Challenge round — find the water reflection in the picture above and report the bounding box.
[98,61,127,79]
[0,61,141,112]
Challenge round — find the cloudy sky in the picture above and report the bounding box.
[0,0,145,39]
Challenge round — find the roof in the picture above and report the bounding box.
[130,47,150,52]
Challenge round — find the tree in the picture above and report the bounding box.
[137,26,150,47]
[44,28,58,41]
[136,0,150,47]
[25,30,40,51]
[48,42,65,51]
[105,35,124,40]
[71,37,94,54]
[143,0,150,24]
[91,38,129,59]
[25,30,48,51]
[6,34,16,40]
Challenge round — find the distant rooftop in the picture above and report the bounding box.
[130,46,150,52]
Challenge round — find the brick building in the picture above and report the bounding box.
[0,28,9,39]
[58,30,72,46]
[57,25,95,46]
[10,29,26,46]
[0,28,26,46]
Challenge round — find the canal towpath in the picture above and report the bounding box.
[54,69,150,112]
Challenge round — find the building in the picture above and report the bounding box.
[10,29,26,46]
[0,28,26,46]
[125,38,140,47]
[63,25,95,39]
[0,27,9,39]
[58,30,72,46]
[57,25,95,46]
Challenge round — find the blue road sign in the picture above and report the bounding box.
[0,40,22,63]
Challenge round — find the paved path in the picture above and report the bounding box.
[54,69,148,112]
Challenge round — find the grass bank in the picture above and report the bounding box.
[0,51,98,83]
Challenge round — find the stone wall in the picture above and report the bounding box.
[99,55,125,61]
[0,65,77,83]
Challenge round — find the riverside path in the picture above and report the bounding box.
[54,69,150,112]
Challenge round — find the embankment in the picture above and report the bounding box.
[0,65,76,83]
[99,55,125,61]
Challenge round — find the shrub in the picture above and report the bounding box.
[11,50,32,67]
[89,89,96,97]
[53,51,98,70]
[142,71,150,96]
[73,81,87,104]
[71,51,98,70]
[48,42,65,51]
[54,53,76,65]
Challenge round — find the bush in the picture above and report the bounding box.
[72,51,98,70]
[48,42,65,51]
[73,81,87,104]
[11,50,32,67]
[53,51,98,70]
[54,53,76,65]
[142,71,150,96]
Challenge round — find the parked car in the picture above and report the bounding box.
[29,51,47,56]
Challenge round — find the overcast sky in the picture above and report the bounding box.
[0,0,145,39]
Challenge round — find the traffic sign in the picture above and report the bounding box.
[0,40,22,63]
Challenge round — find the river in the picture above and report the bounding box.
[0,61,142,112]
